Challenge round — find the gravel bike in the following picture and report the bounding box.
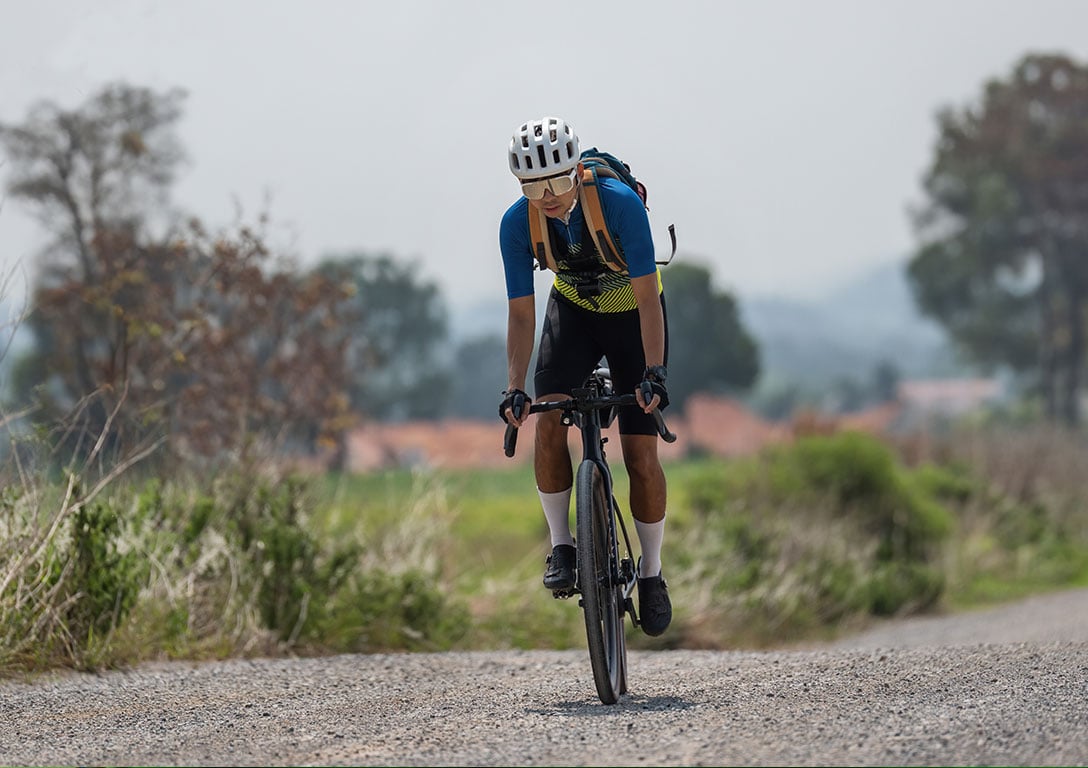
[503,368,676,704]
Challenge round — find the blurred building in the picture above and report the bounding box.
[332,379,1007,473]
[896,378,1005,420]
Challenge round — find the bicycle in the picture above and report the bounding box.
[503,368,676,704]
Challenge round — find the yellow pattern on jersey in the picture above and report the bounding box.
[554,240,661,312]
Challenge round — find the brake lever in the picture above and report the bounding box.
[652,408,677,443]
[503,392,526,458]
[639,381,676,443]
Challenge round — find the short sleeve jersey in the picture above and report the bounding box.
[499,177,660,312]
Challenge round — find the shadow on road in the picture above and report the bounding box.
[529,693,693,716]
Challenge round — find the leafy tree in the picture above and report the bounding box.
[662,261,760,407]
[314,253,451,421]
[908,53,1088,425]
[0,83,355,468]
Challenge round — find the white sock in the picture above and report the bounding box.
[634,517,666,578]
[538,487,574,547]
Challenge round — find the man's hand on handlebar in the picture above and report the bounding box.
[499,388,532,427]
[636,365,670,413]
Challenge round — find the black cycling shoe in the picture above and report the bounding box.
[637,573,672,636]
[543,544,577,591]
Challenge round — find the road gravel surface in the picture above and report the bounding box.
[1,588,1086,766]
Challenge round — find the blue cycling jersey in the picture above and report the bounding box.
[499,176,659,312]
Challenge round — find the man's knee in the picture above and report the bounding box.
[535,407,570,453]
[621,436,662,482]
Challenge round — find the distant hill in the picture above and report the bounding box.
[741,259,970,389]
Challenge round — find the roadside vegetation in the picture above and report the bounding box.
[4,422,1088,676]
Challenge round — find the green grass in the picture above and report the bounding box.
[310,459,715,592]
[314,466,547,585]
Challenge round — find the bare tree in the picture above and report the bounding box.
[1,83,354,470]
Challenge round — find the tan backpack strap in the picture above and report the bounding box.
[579,168,626,272]
[527,205,558,271]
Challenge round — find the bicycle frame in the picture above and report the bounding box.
[564,381,639,614]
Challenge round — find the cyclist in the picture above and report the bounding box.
[498,116,672,636]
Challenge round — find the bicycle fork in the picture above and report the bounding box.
[591,424,639,626]
[596,450,640,630]
[612,496,641,630]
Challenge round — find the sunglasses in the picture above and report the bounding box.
[520,168,579,200]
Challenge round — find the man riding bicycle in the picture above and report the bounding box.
[498,116,672,637]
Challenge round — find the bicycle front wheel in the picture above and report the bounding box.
[576,459,627,704]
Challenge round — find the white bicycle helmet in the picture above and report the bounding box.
[508,116,580,179]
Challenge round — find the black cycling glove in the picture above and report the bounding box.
[640,365,669,409]
[499,388,531,424]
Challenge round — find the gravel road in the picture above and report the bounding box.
[2,588,1087,767]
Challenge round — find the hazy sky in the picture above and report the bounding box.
[3,0,1088,312]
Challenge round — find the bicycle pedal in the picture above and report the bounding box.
[624,596,640,625]
[551,587,578,600]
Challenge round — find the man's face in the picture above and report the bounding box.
[521,166,581,218]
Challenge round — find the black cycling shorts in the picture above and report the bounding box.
[534,288,669,436]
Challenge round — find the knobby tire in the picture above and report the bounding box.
[576,459,627,704]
